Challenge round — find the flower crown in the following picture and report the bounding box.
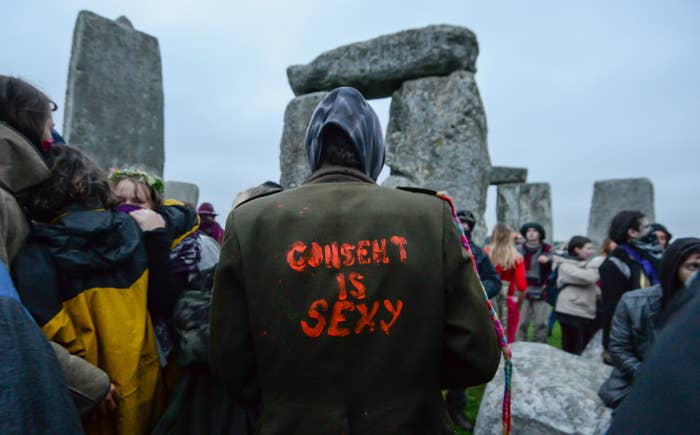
[108,168,165,195]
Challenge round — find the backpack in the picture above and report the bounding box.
[544,266,566,306]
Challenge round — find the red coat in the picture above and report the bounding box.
[495,259,527,296]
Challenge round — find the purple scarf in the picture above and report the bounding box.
[621,244,660,285]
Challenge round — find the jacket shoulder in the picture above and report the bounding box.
[621,285,662,303]
[396,186,438,196]
[235,187,284,210]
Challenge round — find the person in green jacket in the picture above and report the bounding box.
[209,86,500,434]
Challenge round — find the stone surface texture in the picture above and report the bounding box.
[287,25,478,99]
[63,10,164,176]
[490,166,528,185]
[381,71,491,243]
[587,178,655,246]
[497,183,553,244]
[475,342,612,435]
[581,329,604,362]
[165,181,199,206]
[279,92,328,188]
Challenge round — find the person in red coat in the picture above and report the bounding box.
[486,224,527,343]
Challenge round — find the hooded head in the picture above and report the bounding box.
[650,223,672,250]
[520,222,546,243]
[659,237,700,308]
[304,87,385,180]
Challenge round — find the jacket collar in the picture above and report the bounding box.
[0,122,50,193]
[304,165,376,185]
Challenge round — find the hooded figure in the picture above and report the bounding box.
[656,237,700,326]
[305,87,385,181]
[210,86,499,434]
[599,237,700,408]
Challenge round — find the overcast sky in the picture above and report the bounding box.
[3,0,698,241]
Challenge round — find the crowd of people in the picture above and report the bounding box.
[1,75,697,434]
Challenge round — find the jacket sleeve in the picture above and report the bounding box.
[12,245,111,417]
[558,262,600,286]
[475,247,502,299]
[609,295,641,377]
[209,212,260,404]
[141,227,182,319]
[441,204,500,388]
[479,256,501,299]
[50,342,110,416]
[600,259,629,349]
[514,259,528,292]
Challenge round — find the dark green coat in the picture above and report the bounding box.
[210,167,500,434]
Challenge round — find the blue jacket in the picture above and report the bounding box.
[0,262,83,434]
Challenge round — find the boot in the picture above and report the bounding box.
[447,406,474,432]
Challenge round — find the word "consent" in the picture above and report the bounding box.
[287,236,408,271]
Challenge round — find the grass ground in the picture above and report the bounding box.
[453,321,563,435]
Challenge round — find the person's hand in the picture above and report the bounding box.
[129,209,165,231]
[537,254,550,264]
[517,293,525,311]
[86,383,119,421]
[98,383,119,416]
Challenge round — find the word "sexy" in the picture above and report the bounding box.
[300,271,404,337]
[287,236,408,271]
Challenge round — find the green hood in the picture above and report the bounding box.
[0,122,50,193]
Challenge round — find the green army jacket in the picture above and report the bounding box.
[210,166,500,434]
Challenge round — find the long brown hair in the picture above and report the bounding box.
[16,145,119,222]
[488,223,523,270]
[0,75,53,148]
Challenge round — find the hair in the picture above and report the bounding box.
[599,238,617,256]
[16,145,119,222]
[567,236,592,257]
[0,75,53,149]
[488,223,523,270]
[457,210,476,230]
[318,124,362,171]
[110,175,164,209]
[520,222,545,243]
[232,181,283,209]
[608,210,645,244]
[659,238,700,307]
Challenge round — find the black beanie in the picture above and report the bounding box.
[520,222,546,242]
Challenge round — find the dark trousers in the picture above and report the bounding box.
[557,313,595,355]
[445,388,466,411]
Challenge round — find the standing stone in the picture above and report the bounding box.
[489,166,528,186]
[63,10,164,177]
[382,71,491,242]
[581,329,604,362]
[279,92,328,188]
[475,342,612,435]
[287,25,478,100]
[587,178,655,246]
[497,183,553,243]
[165,181,199,206]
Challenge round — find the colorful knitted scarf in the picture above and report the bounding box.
[621,244,660,285]
[437,192,512,435]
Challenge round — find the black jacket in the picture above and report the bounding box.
[470,240,501,299]
[598,285,662,408]
[607,274,700,434]
[599,247,650,350]
[609,285,662,377]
